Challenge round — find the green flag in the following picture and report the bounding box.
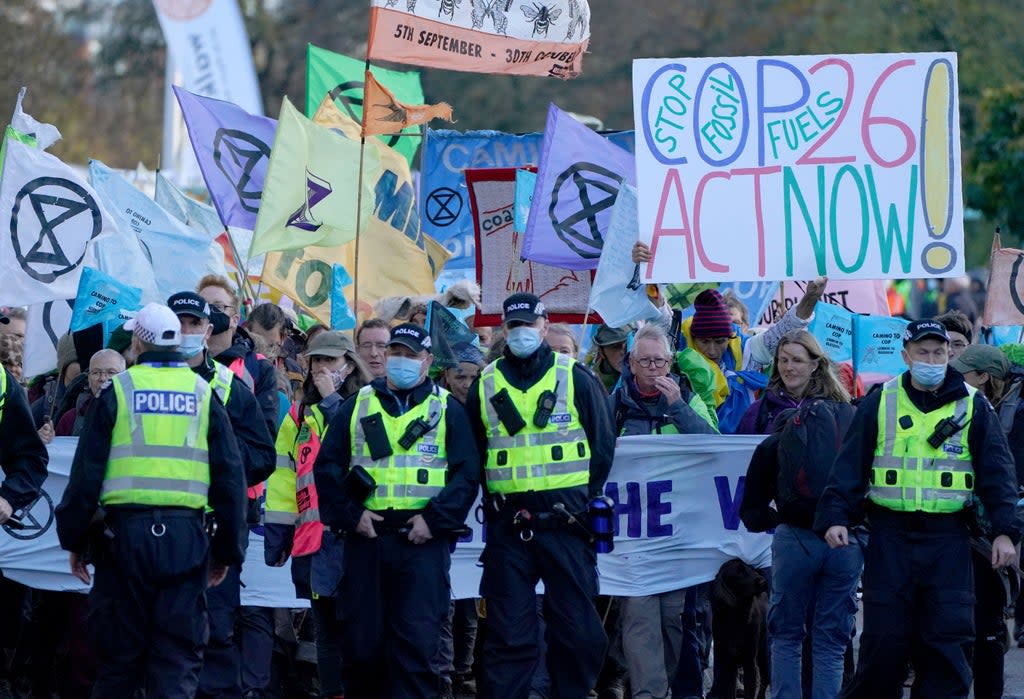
[249,97,380,259]
[306,43,425,164]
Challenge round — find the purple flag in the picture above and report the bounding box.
[173,87,278,230]
[522,104,636,271]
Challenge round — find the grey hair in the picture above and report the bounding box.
[632,324,671,357]
[90,348,127,371]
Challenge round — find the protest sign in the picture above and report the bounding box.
[633,53,964,282]
[757,279,889,326]
[983,237,1024,327]
[807,302,854,363]
[367,0,591,78]
[466,167,594,325]
[807,301,908,383]
[23,300,75,379]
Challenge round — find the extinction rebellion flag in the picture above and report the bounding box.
[367,0,591,78]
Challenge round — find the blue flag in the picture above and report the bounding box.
[514,169,536,235]
[330,264,356,330]
[69,267,143,341]
[90,160,212,300]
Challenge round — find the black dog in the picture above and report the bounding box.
[708,559,769,699]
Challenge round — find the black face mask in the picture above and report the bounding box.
[210,309,231,335]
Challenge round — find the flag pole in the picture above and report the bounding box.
[353,55,372,321]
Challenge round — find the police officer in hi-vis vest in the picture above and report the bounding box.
[314,323,479,699]
[56,302,246,699]
[815,319,1022,698]
[466,293,616,699]
[169,291,277,699]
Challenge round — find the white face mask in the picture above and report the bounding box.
[179,333,206,359]
[507,326,543,358]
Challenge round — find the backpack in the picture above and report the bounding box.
[774,399,855,508]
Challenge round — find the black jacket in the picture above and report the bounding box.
[1,367,49,510]
[610,359,718,436]
[55,353,248,566]
[814,369,1023,542]
[314,377,480,535]
[465,344,616,515]
[214,330,280,439]
[196,352,276,487]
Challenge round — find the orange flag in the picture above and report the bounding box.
[361,70,453,137]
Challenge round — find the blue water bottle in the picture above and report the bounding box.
[588,496,615,554]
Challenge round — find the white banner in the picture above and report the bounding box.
[153,0,264,186]
[0,438,306,608]
[3,436,771,603]
[449,434,772,598]
[632,53,964,283]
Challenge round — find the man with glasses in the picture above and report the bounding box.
[609,324,718,699]
[55,349,126,436]
[466,293,615,699]
[355,318,392,379]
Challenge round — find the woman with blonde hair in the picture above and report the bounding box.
[546,323,580,357]
[739,330,860,699]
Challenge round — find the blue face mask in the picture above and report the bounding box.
[386,356,424,389]
[179,333,206,360]
[910,361,947,388]
[507,326,542,358]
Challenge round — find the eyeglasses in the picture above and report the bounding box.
[208,302,235,314]
[89,368,121,378]
[358,342,388,352]
[634,357,669,368]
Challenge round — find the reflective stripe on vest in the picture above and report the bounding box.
[479,353,589,494]
[868,377,976,513]
[210,363,235,405]
[102,364,212,508]
[265,411,300,526]
[350,385,449,510]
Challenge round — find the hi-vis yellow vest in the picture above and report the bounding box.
[478,352,590,494]
[350,385,449,511]
[0,367,7,424]
[868,377,976,514]
[209,362,235,405]
[103,363,212,509]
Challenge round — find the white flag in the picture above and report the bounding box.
[589,184,660,328]
[0,138,113,306]
[10,87,61,150]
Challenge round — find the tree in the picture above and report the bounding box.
[970,84,1024,243]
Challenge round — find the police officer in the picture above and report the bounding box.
[466,293,615,699]
[169,291,277,699]
[56,302,247,699]
[314,323,479,699]
[815,319,1022,698]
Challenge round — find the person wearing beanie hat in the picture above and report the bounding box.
[672,279,830,434]
[55,301,247,699]
[29,333,83,430]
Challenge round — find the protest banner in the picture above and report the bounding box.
[306,44,424,163]
[807,301,908,383]
[23,299,75,379]
[4,436,772,602]
[466,167,595,325]
[448,433,772,598]
[68,267,142,342]
[367,0,591,79]
[633,53,964,282]
[0,438,308,609]
[523,104,635,270]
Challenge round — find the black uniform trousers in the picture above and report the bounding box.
[89,509,210,699]
[970,550,1008,699]
[480,522,607,699]
[338,531,451,699]
[197,563,243,699]
[838,512,975,699]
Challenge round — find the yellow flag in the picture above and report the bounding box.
[262,98,436,323]
[361,70,454,137]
